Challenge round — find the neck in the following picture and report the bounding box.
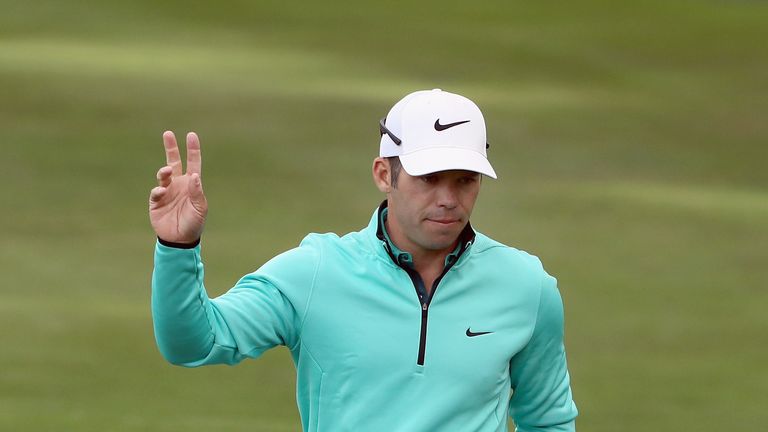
[412,242,455,270]
[411,251,452,286]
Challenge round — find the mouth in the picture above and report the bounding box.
[426,218,460,226]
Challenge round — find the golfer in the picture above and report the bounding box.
[149,89,578,431]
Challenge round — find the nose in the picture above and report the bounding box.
[435,183,458,209]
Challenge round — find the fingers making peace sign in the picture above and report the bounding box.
[149,131,208,245]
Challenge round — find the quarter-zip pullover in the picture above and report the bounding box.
[152,204,578,431]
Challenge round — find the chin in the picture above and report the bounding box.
[422,233,461,251]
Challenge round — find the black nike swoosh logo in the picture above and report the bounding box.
[434,119,470,131]
[466,328,493,337]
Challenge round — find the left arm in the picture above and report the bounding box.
[508,273,578,431]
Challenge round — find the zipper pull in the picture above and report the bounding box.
[422,303,428,311]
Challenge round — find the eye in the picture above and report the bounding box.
[459,175,479,185]
[421,175,437,184]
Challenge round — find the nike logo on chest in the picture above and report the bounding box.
[466,328,493,337]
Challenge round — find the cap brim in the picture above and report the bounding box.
[398,147,497,179]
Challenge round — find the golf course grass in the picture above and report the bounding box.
[1,1,766,430]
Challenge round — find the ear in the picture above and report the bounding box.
[372,157,391,193]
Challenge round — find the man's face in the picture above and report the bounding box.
[386,166,481,255]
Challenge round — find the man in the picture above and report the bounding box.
[149,89,578,431]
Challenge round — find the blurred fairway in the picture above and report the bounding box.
[1,1,767,430]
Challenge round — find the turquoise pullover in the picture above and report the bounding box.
[152,203,578,431]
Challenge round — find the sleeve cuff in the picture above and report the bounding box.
[157,237,200,249]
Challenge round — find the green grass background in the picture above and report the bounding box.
[1,1,766,430]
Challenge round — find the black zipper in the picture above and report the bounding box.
[418,302,428,365]
[403,247,467,366]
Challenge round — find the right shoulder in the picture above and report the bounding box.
[253,233,331,278]
[231,234,329,322]
[248,231,350,282]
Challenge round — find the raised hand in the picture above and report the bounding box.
[149,131,208,244]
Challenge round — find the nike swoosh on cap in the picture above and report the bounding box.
[434,119,470,131]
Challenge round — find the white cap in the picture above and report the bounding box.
[379,89,497,179]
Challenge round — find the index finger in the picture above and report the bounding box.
[163,131,183,176]
[186,132,202,176]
